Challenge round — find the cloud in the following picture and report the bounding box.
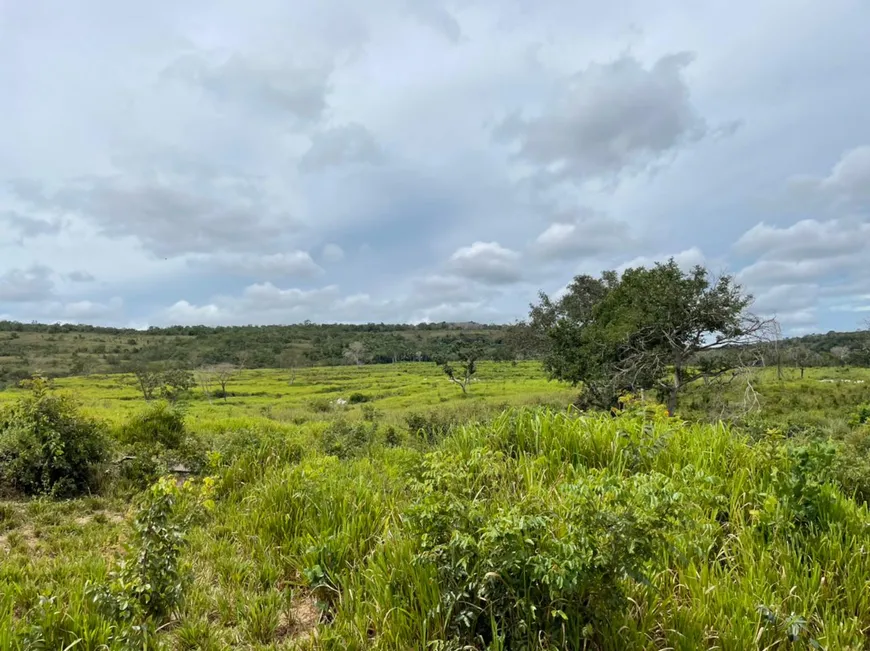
[735,219,870,261]
[0,265,54,303]
[791,145,870,209]
[2,0,870,331]
[405,0,463,43]
[164,53,332,126]
[188,251,324,278]
[15,174,299,258]
[0,210,62,239]
[735,218,868,289]
[67,270,96,283]
[495,53,708,184]
[321,243,345,263]
[617,247,706,273]
[533,212,633,260]
[448,241,522,285]
[44,298,124,322]
[300,123,384,171]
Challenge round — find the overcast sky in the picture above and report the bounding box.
[2,0,869,332]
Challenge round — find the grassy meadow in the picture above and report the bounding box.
[1,362,870,649]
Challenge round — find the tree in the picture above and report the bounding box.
[528,259,768,416]
[437,344,481,395]
[280,348,305,385]
[831,346,851,365]
[211,363,238,401]
[131,365,193,403]
[785,345,819,379]
[195,366,215,402]
[157,368,195,403]
[343,341,367,366]
[133,366,162,402]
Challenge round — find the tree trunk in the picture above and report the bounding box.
[800,367,805,379]
[668,360,683,417]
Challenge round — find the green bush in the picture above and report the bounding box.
[119,401,186,449]
[0,377,108,497]
[850,403,870,427]
[408,442,683,646]
[91,476,214,644]
[115,402,205,490]
[347,392,370,404]
[319,419,377,459]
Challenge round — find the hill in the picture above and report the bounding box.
[0,320,519,386]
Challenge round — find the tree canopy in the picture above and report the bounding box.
[529,259,768,414]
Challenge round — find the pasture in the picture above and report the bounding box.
[1,362,869,650]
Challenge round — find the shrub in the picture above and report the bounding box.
[91,476,215,643]
[308,397,333,413]
[0,377,108,497]
[348,392,371,404]
[408,441,683,647]
[119,401,186,449]
[115,403,205,490]
[319,420,377,459]
[850,403,870,427]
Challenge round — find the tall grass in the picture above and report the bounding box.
[2,365,870,648]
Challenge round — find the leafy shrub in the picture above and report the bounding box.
[319,420,377,459]
[308,397,333,413]
[850,403,870,427]
[119,401,186,449]
[348,392,370,404]
[91,476,215,643]
[405,411,456,443]
[0,377,108,497]
[408,443,683,646]
[115,403,205,489]
[360,403,380,422]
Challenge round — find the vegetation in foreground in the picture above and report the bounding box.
[0,359,869,649]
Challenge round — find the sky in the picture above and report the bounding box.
[1,0,869,333]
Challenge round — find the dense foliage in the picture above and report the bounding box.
[0,321,522,384]
[0,377,107,497]
[529,260,764,413]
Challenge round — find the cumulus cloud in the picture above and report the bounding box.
[735,219,868,289]
[495,53,708,183]
[791,145,870,209]
[448,242,522,285]
[533,212,633,260]
[735,219,870,261]
[617,247,706,273]
[188,251,324,278]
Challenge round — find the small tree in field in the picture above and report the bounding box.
[528,259,768,416]
[211,363,238,401]
[437,344,481,395]
[131,365,194,403]
[196,363,239,401]
[343,341,367,366]
[280,348,304,385]
[133,366,162,401]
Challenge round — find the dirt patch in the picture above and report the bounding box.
[276,593,321,643]
[0,525,37,552]
[74,511,127,527]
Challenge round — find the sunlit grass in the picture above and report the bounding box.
[1,363,870,648]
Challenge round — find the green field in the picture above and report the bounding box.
[1,363,870,649]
